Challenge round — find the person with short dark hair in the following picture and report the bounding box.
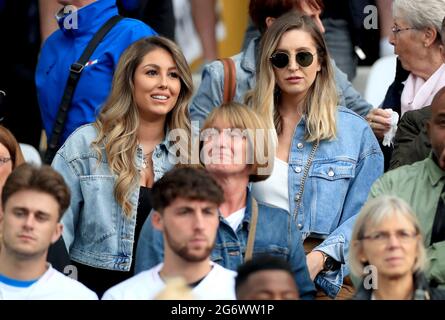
[0,164,97,299]
[236,255,299,300]
[102,167,236,300]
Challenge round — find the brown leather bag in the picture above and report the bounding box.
[219,58,236,103]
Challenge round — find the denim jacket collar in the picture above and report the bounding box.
[218,189,254,231]
[240,37,260,75]
[136,131,171,170]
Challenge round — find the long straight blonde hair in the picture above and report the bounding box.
[248,12,338,142]
[92,36,193,217]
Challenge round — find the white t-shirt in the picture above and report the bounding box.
[252,157,289,211]
[224,207,245,232]
[0,265,98,300]
[102,262,236,300]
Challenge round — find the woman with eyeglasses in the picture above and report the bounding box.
[0,126,24,201]
[350,195,445,300]
[367,0,445,168]
[248,12,384,299]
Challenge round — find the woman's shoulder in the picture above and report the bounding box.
[335,106,375,136]
[336,106,369,125]
[63,124,98,146]
[57,124,100,159]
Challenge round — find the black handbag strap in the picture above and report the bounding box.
[44,15,124,164]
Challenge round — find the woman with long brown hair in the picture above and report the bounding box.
[52,36,193,296]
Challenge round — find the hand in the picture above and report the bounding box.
[306,250,325,281]
[366,108,392,140]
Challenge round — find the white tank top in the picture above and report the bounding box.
[251,157,289,212]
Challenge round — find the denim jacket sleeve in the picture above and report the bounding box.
[189,61,224,128]
[289,220,317,300]
[135,212,164,274]
[333,60,373,117]
[52,150,82,252]
[314,141,384,297]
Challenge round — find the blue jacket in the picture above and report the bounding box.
[52,124,174,271]
[36,0,156,144]
[189,37,373,127]
[135,192,317,300]
[284,107,383,297]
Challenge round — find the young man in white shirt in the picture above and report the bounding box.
[0,164,97,299]
[103,167,236,300]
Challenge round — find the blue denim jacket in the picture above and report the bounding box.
[189,37,372,127]
[135,192,317,299]
[51,124,173,271]
[287,107,383,297]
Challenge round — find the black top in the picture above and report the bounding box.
[72,186,152,297]
[431,183,445,245]
[322,0,349,20]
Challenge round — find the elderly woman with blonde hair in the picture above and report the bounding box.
[350,195,445,300]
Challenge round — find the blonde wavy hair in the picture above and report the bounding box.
[247,12,338,142]
[92,36,193,217]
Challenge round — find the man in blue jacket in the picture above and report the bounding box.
[36,0,156,146]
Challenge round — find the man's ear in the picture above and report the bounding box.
[265,17,276,29]
[51,223,63,244]
[152,211,164,232]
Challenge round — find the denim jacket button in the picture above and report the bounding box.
[297,223,303,229]
[156,152,162,158]
[297,143,303,149]
[295,167,302,173]
[328,169,335,177]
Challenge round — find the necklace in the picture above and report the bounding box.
[142,150,154,169]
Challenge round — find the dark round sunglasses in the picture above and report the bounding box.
[270,51,316,69]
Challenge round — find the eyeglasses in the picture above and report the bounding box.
[361,230,418,244]
[270,51,316,69]
[0,157,11,166]
[391,26,416,35]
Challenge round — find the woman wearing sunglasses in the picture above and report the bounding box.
[350,196,445,300]
[249,12,384,299]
